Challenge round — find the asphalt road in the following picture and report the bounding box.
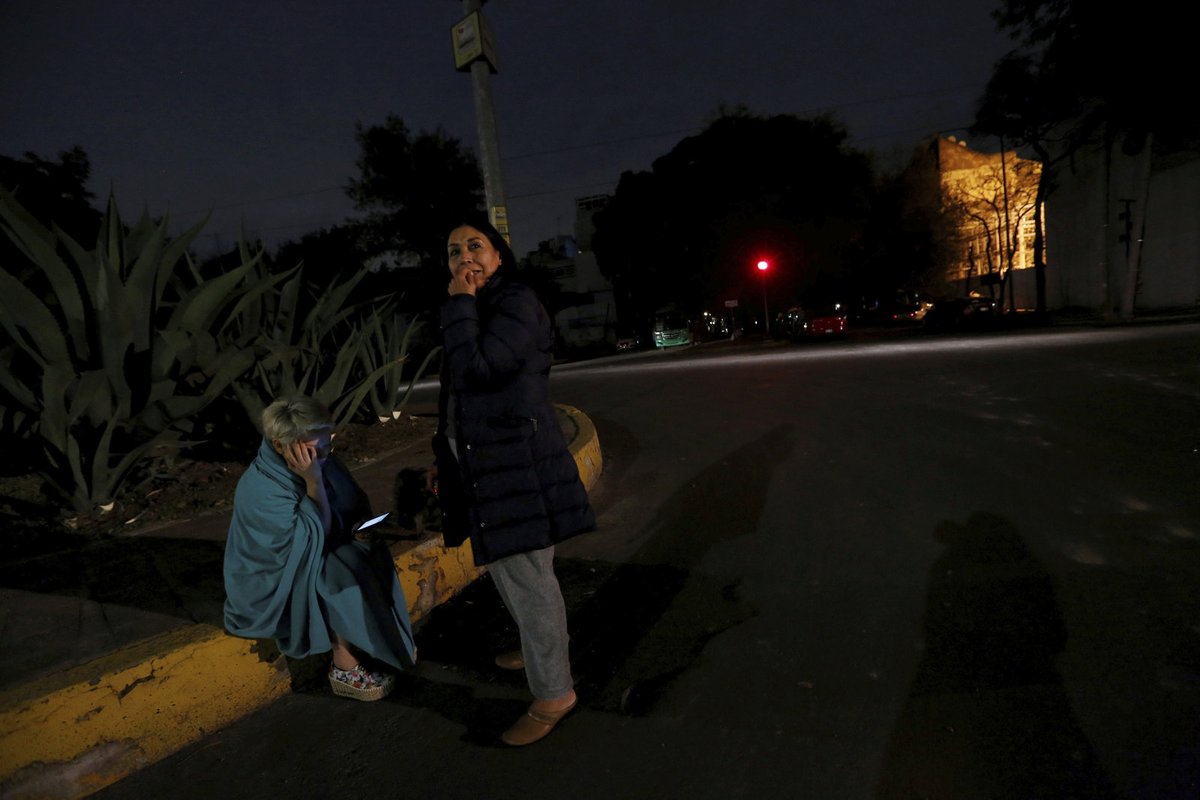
[96,323,1200,800]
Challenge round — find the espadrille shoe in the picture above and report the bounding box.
[329,664,394,702]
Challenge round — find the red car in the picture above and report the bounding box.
[803,303,849,337]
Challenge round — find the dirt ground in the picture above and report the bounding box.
[0,415,437,555]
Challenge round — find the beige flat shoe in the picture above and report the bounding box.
[500,698,578,746]
[494,650,525,670]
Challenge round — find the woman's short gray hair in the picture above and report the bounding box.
[261,396,334,444]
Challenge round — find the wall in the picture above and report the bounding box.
[1045,141,1200,313]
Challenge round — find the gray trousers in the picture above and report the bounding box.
[446,438,574,699]
[487,546,574,700]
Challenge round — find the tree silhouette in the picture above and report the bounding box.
[190,116,485,318]
[0,147,103,289]
[593,109,874,335]
[858,154,956,304]
[347,117,483,254]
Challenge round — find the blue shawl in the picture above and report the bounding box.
[223,438,415,670]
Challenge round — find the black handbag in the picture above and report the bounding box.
[391,467,443,534]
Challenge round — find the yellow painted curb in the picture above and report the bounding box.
[0,625,290,800]
[560,403,603,491]
[393,534,486,621]
[0,407,601,799]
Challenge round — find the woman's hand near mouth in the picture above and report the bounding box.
[448,263,483,296]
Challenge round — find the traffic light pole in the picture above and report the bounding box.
[757,260,771,339]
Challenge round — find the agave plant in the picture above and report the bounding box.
[359,310,441,422]
[222,245,441,434]
[223,257,372,429]
[0,189,269,516]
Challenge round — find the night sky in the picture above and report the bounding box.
[1,1,1014,257]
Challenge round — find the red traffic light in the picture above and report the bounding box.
[756,259,769,271]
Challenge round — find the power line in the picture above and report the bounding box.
[500,84,982,162]
[508,181,617,200]
[176,82,991,241]
[502,128,701,161]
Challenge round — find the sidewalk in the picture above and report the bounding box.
[0,405,602,800]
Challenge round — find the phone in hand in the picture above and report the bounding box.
[354,512,390,532]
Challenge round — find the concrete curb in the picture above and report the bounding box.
[0,406,601,800]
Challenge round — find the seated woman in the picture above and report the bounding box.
[223,395,416,700]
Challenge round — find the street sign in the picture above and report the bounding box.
[724,299,739,308]
[490,205,510,243]
[451,10,498,72]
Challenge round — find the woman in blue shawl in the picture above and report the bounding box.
[223,395,416,701]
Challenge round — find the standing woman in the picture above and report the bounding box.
[432,214,596,746]
[224,395,417,701]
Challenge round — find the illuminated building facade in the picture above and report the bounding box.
[933,136,1044,308]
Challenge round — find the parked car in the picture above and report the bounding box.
[616,335,646,351]
[778,307,807,340]
[802,302,849,338]
[885,297,933,325]
[653,310,694,348]
[852,291,932,326]
[923,295,1000,331]
[700,310,733,340]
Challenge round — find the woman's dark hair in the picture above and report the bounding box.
[445,212,517,275]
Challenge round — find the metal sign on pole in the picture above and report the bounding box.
[451,9,498,72]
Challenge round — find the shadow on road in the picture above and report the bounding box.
[876,511,1116,799]
[356,424,797,739]
[568,423,796,714]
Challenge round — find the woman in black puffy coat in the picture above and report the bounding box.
[430,213,595,746]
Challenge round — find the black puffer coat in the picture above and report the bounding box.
[434,274,595,565]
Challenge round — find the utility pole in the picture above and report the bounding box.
[451,0,510,246]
